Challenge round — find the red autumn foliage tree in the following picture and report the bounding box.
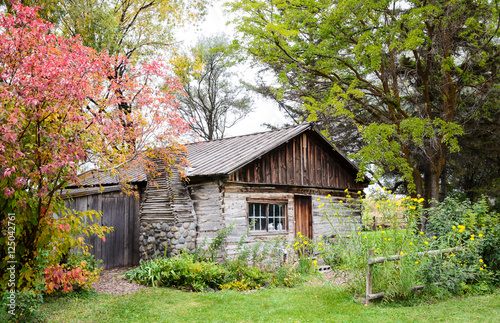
[0,3,189,290]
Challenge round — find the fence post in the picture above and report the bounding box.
[365,248,374,305]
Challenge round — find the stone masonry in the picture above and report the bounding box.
[139,221,197,259]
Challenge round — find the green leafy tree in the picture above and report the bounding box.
[229,0,500,218]
[173,35,253,140]
[3,0,208,62]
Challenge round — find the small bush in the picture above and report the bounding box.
[125,253,227,291]
[1,289,45,322]
[43,252,101,294]
[424,197,500,293]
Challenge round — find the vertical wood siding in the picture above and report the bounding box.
[230,131,364,189]
[66,188,141,269]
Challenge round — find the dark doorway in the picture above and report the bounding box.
[294,195,312,239]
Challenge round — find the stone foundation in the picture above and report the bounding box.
[139,221,197,260]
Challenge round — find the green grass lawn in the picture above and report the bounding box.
[41,284,500,323]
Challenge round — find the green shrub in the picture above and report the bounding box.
[125,253,228,291]
[425,197,500,291]
[1,289,45,322]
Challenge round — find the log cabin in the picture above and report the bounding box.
[64,123,369,268]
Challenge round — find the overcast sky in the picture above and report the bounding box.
[178,2,290,137]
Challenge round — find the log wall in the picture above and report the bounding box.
[221,183,361,259]
[190,181,224,247]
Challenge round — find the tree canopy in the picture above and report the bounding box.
[2,0,208,61]
[229,0,500,213]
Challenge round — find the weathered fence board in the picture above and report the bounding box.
[64,186,141,269]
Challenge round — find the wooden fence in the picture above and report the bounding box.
[365,247,461,304]
[63,185,142,269]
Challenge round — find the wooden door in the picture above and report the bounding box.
[294,195,312,239]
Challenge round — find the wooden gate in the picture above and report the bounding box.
[64,186,141,269]
[294,195,312,238]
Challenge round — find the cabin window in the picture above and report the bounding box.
[248,202,287,231]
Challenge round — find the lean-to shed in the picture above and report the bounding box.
[65,123,369,268]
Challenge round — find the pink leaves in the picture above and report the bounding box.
[3,187,14,198]
[1,3,189,216]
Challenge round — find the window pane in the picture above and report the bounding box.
[249,202,286,231]
[268,203,285,231]
[249,203,267,231]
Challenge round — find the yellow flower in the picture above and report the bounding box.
[381,231,385,234]
[300,235,304,238]
[327,194,331,198]
[388,238,391,241]
[294,242,299,246]
[304,241,308,245]
[471,237,475,241]
[424,241,428,245]
[297,232,301,235]
[339,200,343,204]
[433,236,437,239]
[318,242,323,246]
[478,233,484,238]
[357,232,361,235]
[295,247,298,250]
[313,260,318,266]
[415,261,419,264]
[319,204,323,208]
[479,259,483,263]
[409,206,416,210]
[363,236,367,239]
[400,252,404,255]
[346,194,351,198]
[376,188,380,191]
[286,245,290,248]
[319,235,322,238]
[347,235,350,238]
[480,267,484,271]
[357,191,361,194]
[420,231,424,235]
[382,187,386,190]
[376,205,380,209]
[409,242,413,246]
[452,226,456,230]
[318,248,323,251]
[317,198,321,201]
[344,189,348,192]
